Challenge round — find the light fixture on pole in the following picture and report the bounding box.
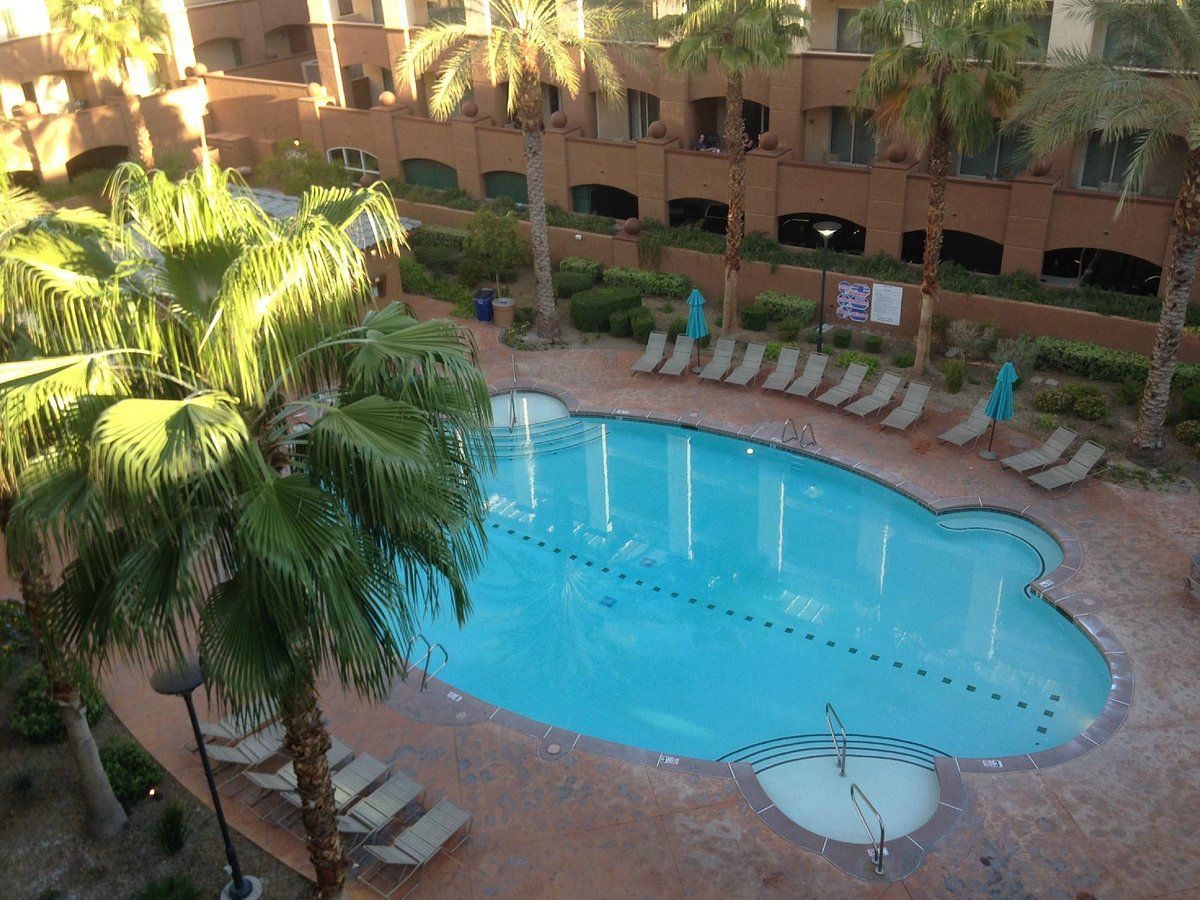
[151,658,259,900]
[814,221,842,354]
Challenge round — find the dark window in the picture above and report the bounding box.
[484,171,528,204]
[403,158,459,191]
[830,108,875,165]
[958,123,1025,179]
[1080,132,1138,191]
[835,9,881,53]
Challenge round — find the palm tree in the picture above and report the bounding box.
[398,0,643,339]
[1015,0,1200,453]
[49,0,169,169]
[658,0,807,336]
[0,175,130,839]
[0,165,494,898]
[853,0,1038,373]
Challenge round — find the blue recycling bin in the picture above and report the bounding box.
[474,288,496,322]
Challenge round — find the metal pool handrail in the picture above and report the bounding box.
[403,634,450,692]
[783,418,818,448]
[800,422,817,448]
[851,783,886,876]
[508,353,518,432]
[825,702,847,777]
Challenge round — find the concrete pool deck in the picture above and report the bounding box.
[92,299,1200,897]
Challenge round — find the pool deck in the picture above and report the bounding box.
[93,300,1200,898]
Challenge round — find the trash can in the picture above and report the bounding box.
[493,297,515,329]
[473,288,496,322]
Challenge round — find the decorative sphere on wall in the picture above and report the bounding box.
[647,120,667,139]
[623,217,641,236]
[885,143,907,163]
[19,101,38,118]
[306,82,326,98]
[460,99,479,117]
[193,63,208,78]
[758,131,778,151]
[1031,159,1051,177]
[549,110,567,129]
[379,91,396,107]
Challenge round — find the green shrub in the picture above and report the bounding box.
[1118,376,1146,406]
[459,207,529,289]
[609,308,633,337]
[863,334,884,354]
[250,143,354,195]
[156,800,195,856]
[37,167,115,205]
[1182,384,1200,421]
[740,304,770,331]
[891,350,915,368]
[1034,387,1076,414]
[397,256,434,295]
[553,271,593,299]
[545,204,616,234]
[100,738,162,810]
[1176,420,1200,447]
[667,316,688,343]
[831,328,853,349]
[938,261,989,296]
[1036,413,1059,431]
[1033,338,1200,392]
[412,243,462,276]
[134,875,201,900]
[570,286,642,332]
[388,180,482,211]
[601,265,691,298]
[408,224,467,251]
[0,599,31,681]
[947,319,1000,360]
[629,307,657,343]
[12,667,104,744]
[776,317,805,342]
[943,359,966,394]
[835,350,880,375]
[1071,389,1110,422]
[992,335,1039,384]
[755,291,816,324]
[807,328,821,344]
[514,306,536,327]
[559,257,603,282]
[1035,385,1109,421]
[763,342,782,361]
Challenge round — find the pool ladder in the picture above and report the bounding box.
[508,353,518,432]
[782,418,818,448]
[851,783,887,876]
[825,702,847,777]
[403,634,448,692]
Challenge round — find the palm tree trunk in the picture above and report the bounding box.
[118,62,156,170]
[281,687,347,900]
[721,73,747,337]
[20,550,128,838]
[1132,150,1200,454]
[914,126,950,375]
[518,76,558,340]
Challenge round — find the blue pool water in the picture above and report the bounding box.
[422,413,1110,762]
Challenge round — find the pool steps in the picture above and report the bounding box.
[490,419,605,460]
[720,732,946,774]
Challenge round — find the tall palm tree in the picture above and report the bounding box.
[0,175,129,839]
[398,0,643,339]
[0,165,494,899]
[658,0,807,337]
[1015,0,1200,453]
[49,0,169,169]
[853,0,1038,373]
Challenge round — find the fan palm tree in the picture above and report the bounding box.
[1014,0,1200,453]
[0,175,129,839]
[49,0,169,169]
[853,0,1039,373]
[658,0,807,337]
[0,165,494,898]
[398,0,644,339]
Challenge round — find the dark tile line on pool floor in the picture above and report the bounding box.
[400,380,1130,882]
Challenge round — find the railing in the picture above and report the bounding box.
[403,634,449,691]
[825,702,847,777]
[782,419,818,448]
[781,418,799,443]
[800,422,817,448]
[508,353,518,432]
[851,783,886,876]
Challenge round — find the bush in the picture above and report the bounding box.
[388,181,482,211]
[831,328,852,349]
[545,203,616,234]
[397,256,434,295]
[12,667,104,744]
[1035,385,1110,421]
[807,328,821,344]
[100,738,162,810]
[763,342,783,361]
[134,875,201,900]
[460,207,529,288]
[992,335,1039,382]
[740,304,770,331]
[947,319,1000,360]
[250,143,354,195]
[570,286,642,332]
[1035,413,1059,431]
[835,350,880,376]
[1034,387,1076,414]
[609,308,633,337]
[156,800,195,856]
[943,359,966,394]
[1072,390,1110,422]
[37,167,115,205]
[667,316,688,343]
[755,291,816,324]
[602,265,691,298]
[408,224,467,252]
[891,350,915,368]
[514,306,536,327]
[412,243,461,276]
[0,599,31,681]
[1033,338,1200,392]
[1182,384,1200,421]
[558,256,603,282]
[629,307,657,344]
[777,317,805,342]
[1118,376,1146,406]
[863,334,884,354]
[553,271,594,299]
[1176,420,1200,447]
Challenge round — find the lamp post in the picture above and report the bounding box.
[813,221,842,354]
[151,658,258,900]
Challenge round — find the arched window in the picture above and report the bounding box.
[328,147,379,178]
[483,171,528,204]
[402,158,459,191]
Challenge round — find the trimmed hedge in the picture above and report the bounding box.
[1182,384,1200,419]
[740,304,769,331]
[602,266,691,299]
[559,256,603,282]
[755,291,817,324]
[609,308,634,337]
[397,256,472,314]
[831,328,853,349]
[412,243,461,275]
[1036,385,1110,421]
[570,286,642,332]
[409,224,467,251]
[863,334,884,353]
[630,307,657,343]
[1034,338,1200,392]
[553,270,593,299]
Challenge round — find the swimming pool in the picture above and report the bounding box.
[422,410,1110,763]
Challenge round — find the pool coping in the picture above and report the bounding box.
[411,380,1130,882]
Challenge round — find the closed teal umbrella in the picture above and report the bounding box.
[980,360,1018,460]
[686,288,709,373]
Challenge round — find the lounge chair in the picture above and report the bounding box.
[337,772,426,844]
[1001,427,1077,473]
[880,381,931,431]
[938,399,990,447]
[282,753,388,811]
[657,335,695,377]
[844,371,903,418]
[245,737,354,793]
[630,331,667,374]
[762,347,801,392]
[197,710,274,744]
[725,342,766,387]
[205,723,286,769]
[1029,441,1106,493]
[784,352,829,398]
[362,799,473,898]
[698,337,736,382]
[815,363,869,407]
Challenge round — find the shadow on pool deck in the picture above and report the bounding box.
[95,298,1200,898]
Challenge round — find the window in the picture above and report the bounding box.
[957,123,1024,179]
[835,9,880,53]
[403,158,459,190]
[328,147,380,178]
[1025,4,1052,60]
[627,90,660,140]
[1079,132,1137,191]
[428,0,466,24]
[1102,23,1161,67]
[484,171,528,204]
[829,108,875,166]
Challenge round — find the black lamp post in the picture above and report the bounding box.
[814,221,842,354]
[151,658,257,900]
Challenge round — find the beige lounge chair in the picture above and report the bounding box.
[725,342,766,387]
[880,381,931,431]
[337,772,426,844]
[205,723,285,769]
[1029,441,1106,493]
[784,352,829,398]
[245,737,354,793]
[762,347,802,392]
[844,371,903,418]
[283,753,388,811]
[362,799,473,898]
[698,337,736,382]
[198,710,274,744]
[815,363,869,407]
[658,335,695,377]
[938,399,990,447]
[631,331,667,374]
[1001,427,1077,473]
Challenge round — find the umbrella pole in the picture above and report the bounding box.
[979,420,999,461]
[692,340,703,375]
